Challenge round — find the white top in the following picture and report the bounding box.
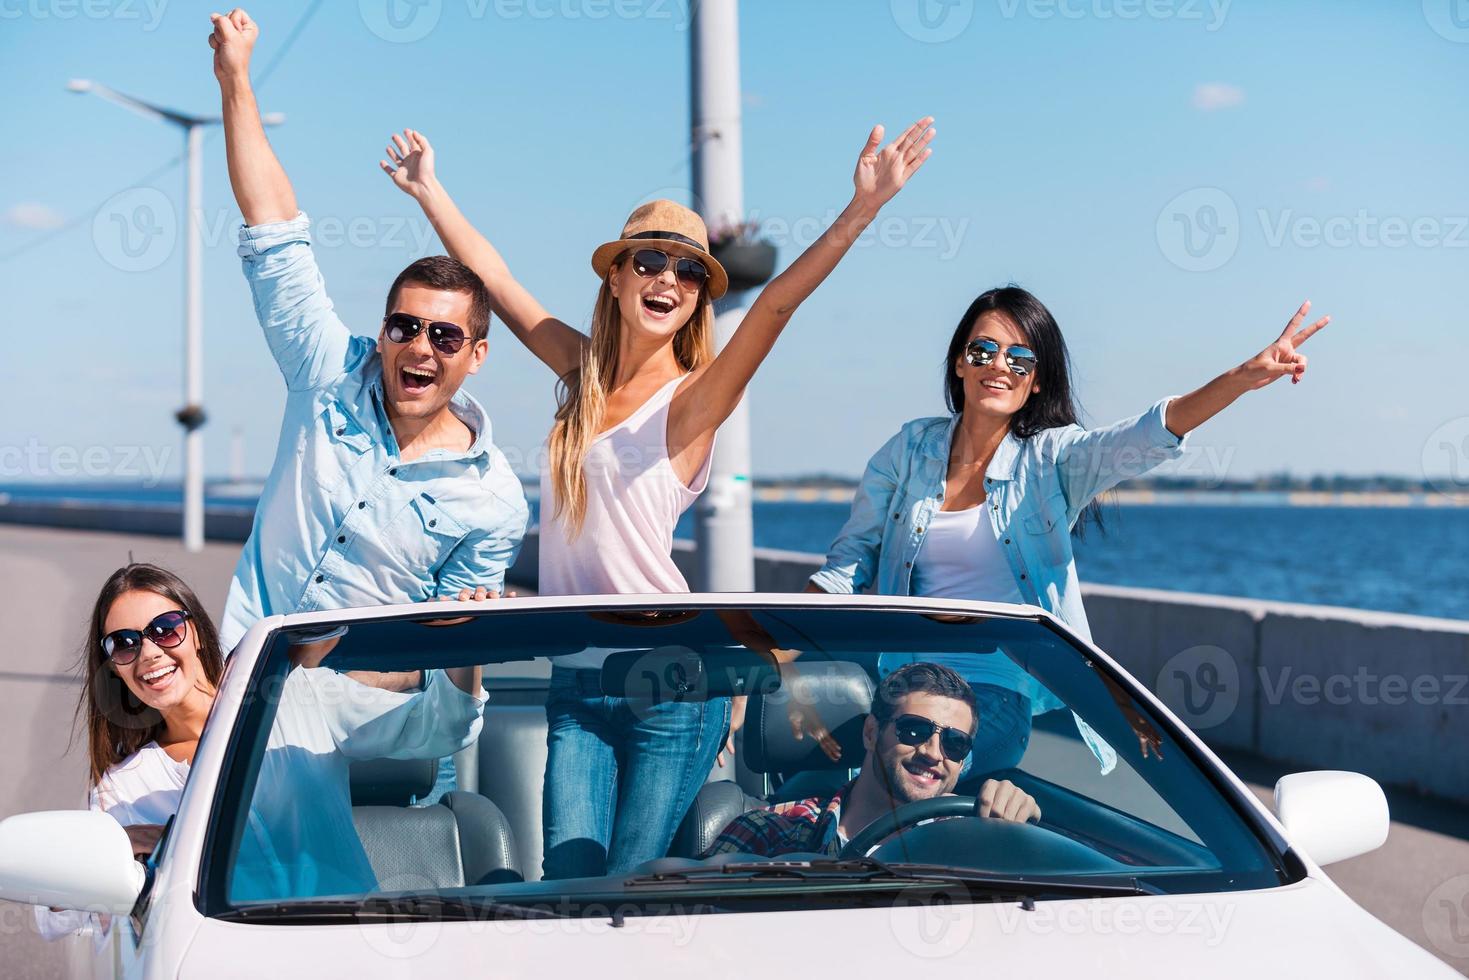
[37,667,484,938]
[886,503,1034,698]
[911,505,1025,604]
[538,375,712,669]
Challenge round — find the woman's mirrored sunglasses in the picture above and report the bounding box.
[965,338,1038,377]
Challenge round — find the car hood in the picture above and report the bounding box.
[177,877,1454,978]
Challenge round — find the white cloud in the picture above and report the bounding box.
[1191,83,1245,112]
[3,202,66,231]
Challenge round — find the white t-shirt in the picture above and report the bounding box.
[910,505,1025,604]
[37,667,484,939]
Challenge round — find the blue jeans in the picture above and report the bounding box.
[964,683,1032,777]
[541,667,730,880]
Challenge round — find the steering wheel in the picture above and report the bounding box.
[839,795,1026,859]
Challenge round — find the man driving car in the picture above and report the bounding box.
[705,662,1040,857]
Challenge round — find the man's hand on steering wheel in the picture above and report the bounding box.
[976,778,1041,824]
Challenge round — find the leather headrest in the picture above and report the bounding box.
[744,661,874,774]
[349,757,440,806]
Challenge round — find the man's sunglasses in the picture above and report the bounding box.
[891,713,974,763]
[100,610,191,666]
[627,248,709,292]
[383,312,472,355]
[965,338,1038,377]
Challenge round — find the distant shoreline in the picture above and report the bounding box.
[750,486,1469,507]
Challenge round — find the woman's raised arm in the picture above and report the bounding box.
[670,117,935,451]
[381,129,587,379]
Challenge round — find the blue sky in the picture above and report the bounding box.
[2,0,1467,484]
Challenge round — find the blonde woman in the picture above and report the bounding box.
[384,118,933,877]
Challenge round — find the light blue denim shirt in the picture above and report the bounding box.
[811,399,1188,771]
[219,213,529,652]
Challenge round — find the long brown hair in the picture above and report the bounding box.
[74,564,224,788]
[547,258,715,537]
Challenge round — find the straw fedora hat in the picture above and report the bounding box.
[590,199,729,299]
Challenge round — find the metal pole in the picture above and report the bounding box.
[182,122,205,552]
[690,0,755,592]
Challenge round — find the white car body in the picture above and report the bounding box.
[6,592,1455,979]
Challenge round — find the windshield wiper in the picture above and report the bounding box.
[217,894,572,924]
[625,856,1159,899]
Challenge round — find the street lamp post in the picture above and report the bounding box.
[67,79,282,552]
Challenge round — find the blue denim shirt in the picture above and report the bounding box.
[219,213,529,651]
[811,400,1188,771]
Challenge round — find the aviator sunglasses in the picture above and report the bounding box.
[382,312,472,355]
[100,610,191,666]
[627,248,710,292]
[965,337,1038,377]
[891,713,974,763]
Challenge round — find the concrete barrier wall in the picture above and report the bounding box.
[5,502,1466,803]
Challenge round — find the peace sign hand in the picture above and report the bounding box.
[852,116,935,211]
[1238,300,1330,390]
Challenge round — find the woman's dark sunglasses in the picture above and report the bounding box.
[383,312,471,355]
[965,338,1038,377]
[100,610,191,666]
[891,713,974,763]
[629,248,709,291]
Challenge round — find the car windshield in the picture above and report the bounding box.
[201,601,1289,921]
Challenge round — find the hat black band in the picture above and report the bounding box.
[627,230,705,252]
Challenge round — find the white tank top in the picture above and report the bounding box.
[538,374,712,608]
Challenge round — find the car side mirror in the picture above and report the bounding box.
[1273,771,1389,866]
[0,811,145,914]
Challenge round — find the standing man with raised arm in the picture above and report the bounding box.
[209,7,528,655]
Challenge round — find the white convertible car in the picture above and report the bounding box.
[0,593,1454,978]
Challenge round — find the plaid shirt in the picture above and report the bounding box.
[704,780,856,858]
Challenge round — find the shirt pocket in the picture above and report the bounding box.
[1022,491,1071,567]
[382,492,471,585]
[303,399,374,494]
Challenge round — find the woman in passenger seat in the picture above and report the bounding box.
[36,563,486,940]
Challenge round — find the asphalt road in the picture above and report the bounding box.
[0,524,1465,977]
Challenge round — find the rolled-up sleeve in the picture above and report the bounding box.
[810,429,905,595]
[308,668,485,761]
[237,212,356,391]
[1051,397,1188,526]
